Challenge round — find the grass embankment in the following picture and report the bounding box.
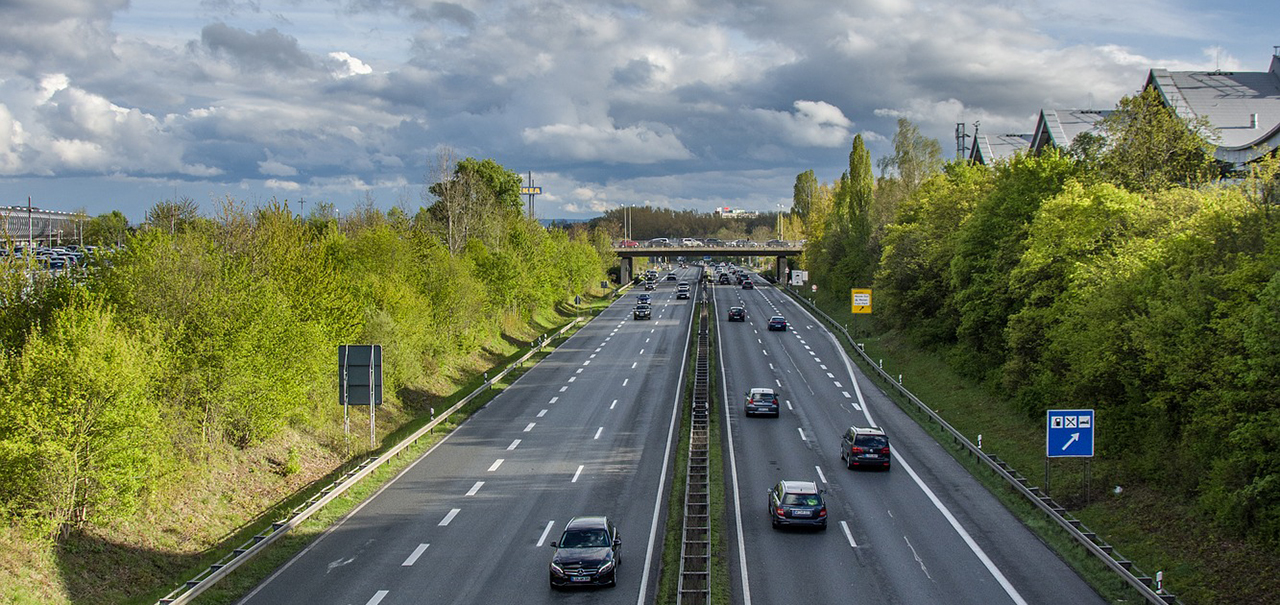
[791,288,1279,605]
[657,298,731,603]
[0,295,616,605]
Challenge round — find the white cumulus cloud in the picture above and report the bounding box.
[521,122,693,163]
[750,100,853,147]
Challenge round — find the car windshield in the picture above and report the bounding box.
[559,529,610,548]
[782,493,821,507]
[856,435,888,449]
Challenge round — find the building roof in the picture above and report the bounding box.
[1030,109,1111,154]
[969,132,1032,165]
[1145,53,1280,166]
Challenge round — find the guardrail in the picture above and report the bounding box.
[157,317,584,605]
[677,293,712,604]
[780,286,1180,605]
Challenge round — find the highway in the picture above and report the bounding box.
[712,269,1107,605]
[237,266,703,605]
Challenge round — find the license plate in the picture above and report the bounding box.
[571,577,590,583]
[791,510,811,517]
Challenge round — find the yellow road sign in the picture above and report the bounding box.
[851,288,872,314]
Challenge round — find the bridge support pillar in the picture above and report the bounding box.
[775,255,789,283]
[620,257,634,284]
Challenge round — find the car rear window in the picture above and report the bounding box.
[782,494,821,506]
[855,435,888,449]
[751,393,776,403]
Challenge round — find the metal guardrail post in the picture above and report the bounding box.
[778,287,1180,605]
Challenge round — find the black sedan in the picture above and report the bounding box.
[727,307,745,321]
[549,516,621,588]
[767,315,786,331]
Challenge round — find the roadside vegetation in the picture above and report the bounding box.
[0,155,614,604]
[785,88,1279,604]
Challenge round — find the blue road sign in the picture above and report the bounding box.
[1046,409,1095,458]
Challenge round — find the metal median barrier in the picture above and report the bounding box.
[677,293,712,604]
[157,318,584,605]
[780,286,1180,605]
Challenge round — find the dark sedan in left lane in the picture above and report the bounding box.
[549,516,622,588]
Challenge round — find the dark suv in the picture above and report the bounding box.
[549,516,621,588]
[767,480,827,529]
[727,306,745,322]
[839,426,891,470]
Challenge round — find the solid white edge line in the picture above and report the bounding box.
[537,520,555,547]
[488,459,503,472]
[636,285,697,605]
[833,322,1027,605]
[840,521,857,548]
[571,465,584,482]
[401,543,429,566]
[366,590,389,605]
[715,288,753,605]
[465,481,484,496]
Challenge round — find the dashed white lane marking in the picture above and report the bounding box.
[576,368,584,374]
[623,378,629,386]
[595,348,602,353]
[466,481,484,496]
[815,466,828,484]
[610,399,618,409]
[594,427,603,440]
[632,362,638,369]
[763,350,769,356]
[797,427,806,441]
[590,354,596,359]
[639,349,645,355]
[842,391,852,399]
[438,508,460,526]
[775,379,782,387]
[488,459,504,472]
[402,544,429,566]
[583,360,591,366]
[786,400,793,410]
[507,439,521,450]
[834,381,843,388]
[550,396,559,404]
[367,590,390,605]
[826,372,835,378]
[559,386,568,392]
[523,423,536,432]
[571,465,584,483]
[805,345,811,350]
[651,329,656,333]
[814,358,822,363]
[769,363,775,370]
[820,365,828,370]
[537,409,547,418]
[854,402,863,411]
[757,339,763,344]
[536,520,555,547]
[568,377,577,382]
[840,521,858,548]
[646,338,651,343]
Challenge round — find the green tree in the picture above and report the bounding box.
[144,197,200,234]
[877,118,944,192]
[792,170,819,219]
[1097,86,1220,192]
[84,210,131,247]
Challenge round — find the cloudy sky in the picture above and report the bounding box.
[0,0,1275,222]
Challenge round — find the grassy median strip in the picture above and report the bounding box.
[657,295,730,603]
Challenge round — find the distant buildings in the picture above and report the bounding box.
[0,205,85,246]
[715,207,759,219]
[964,48,1280,169]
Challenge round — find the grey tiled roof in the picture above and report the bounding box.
[1030,109,1111,154]
[1146,54,1280,165]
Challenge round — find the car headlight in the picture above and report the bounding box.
[550,561,565,575]
[598,560,614,574]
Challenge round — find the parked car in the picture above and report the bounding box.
[633,304,652,320]
[767,480,827,530]
[742,280,754,290]
[727,307,745,321]
[767,316,787,331]
[839,426,891,470]
[549,516,621,588]
[744,387,780,417]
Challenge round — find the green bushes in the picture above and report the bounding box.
[0,199,610,538]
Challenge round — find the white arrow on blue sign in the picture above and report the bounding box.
[1046,409,1095,458]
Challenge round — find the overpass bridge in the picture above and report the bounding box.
[611,244,802,283]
